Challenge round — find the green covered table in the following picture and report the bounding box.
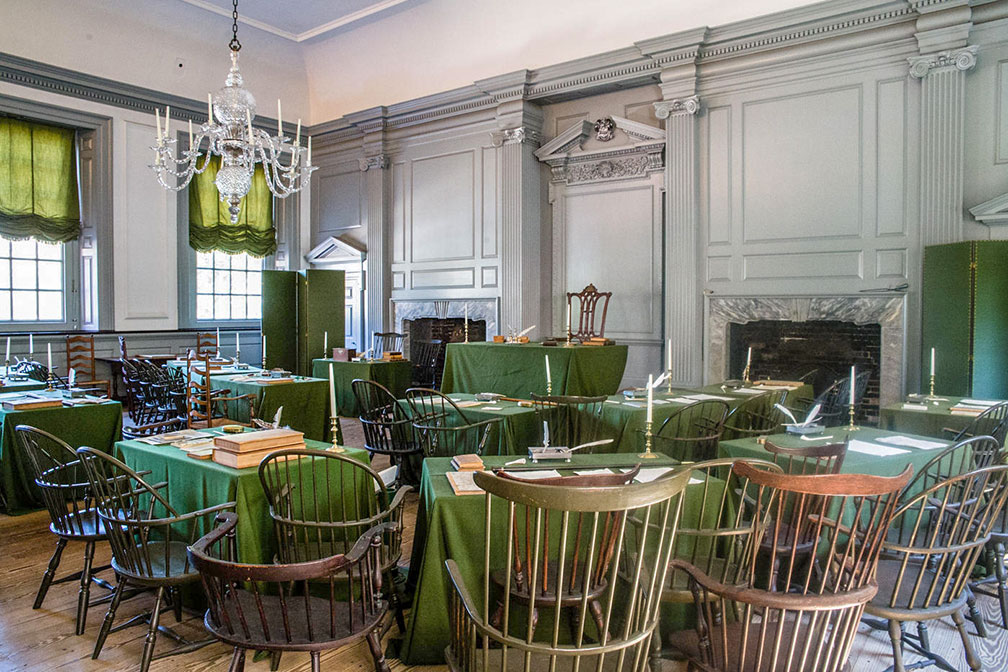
[399,454,723,664]
[207,373,330,442]
[440,342,628,397]
[165,359,262,377]
[0,396,123,513]
[0,377,49,393]
[719,426,950,479]
[312,358,413,418]
[115,437,370,565]
[879,396,997,439]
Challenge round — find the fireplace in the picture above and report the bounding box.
[707,295,906,408]
[729,319,881,423]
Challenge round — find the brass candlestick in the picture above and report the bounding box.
[847,403,859,431]
[666,370,673,396]
[546,380,552,397]
[46,368,57,391]
[464,319,469,344]
[742,363,752,385]
[329,415,345,453]
[638,419,658,459]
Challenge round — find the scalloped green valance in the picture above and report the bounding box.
[0,117,81,243]
[189,156,275,257]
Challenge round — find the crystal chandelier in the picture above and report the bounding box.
[150,0,314,223]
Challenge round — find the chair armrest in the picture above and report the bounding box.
[445,558,483,623]
[388,484,413,513]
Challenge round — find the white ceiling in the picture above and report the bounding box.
[177,0,422,42]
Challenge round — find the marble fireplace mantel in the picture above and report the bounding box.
[705,294,906,405]
[391,298,499,338]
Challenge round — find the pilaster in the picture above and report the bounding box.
[655,94,702,386]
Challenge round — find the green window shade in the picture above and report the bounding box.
[0,117,81,243]
[189,156,276,257]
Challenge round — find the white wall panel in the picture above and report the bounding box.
[410,151,475,262]
[877,79,908,237]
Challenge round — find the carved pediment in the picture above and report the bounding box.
[970,192,1008,226]
[304,236,367,264]
[534,116,664,185]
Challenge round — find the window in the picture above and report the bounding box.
[195,250,262,321]
[0,237,66,322]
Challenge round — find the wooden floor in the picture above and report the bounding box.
[2,418,1008,670]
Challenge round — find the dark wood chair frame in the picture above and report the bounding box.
[186,354,257,429]
[565,283,612,341]
[529,393,610,451]
[195,331,218,358]
[720,390,789,441]
[352,379,423,487]
[411,339,444,389]
[371,332,405,357]
[65,334,112,397]
[652,399,730,462]
[404,387,502,457]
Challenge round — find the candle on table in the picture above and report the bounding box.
[235,331,240,355]
[307,136,312,165]
[29,333,33,356]
[47,342,52,373]
[746,346,752,370]
[666,339,672,372]
[216,327,220,352]
[324,331,328,355]
[566,303,571,336]
[5,337,9,362]
[328,363,337,417]
[545,355,552,387]
[464,303,468,325]
[262,333,267,361]
[930,347,936,378]
[849,365,856,406]
[646,374,654,423]
[295,119,301,146]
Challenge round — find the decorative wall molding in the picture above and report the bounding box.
[908,45,979,77]
[358,154,390,171]
[490,126,540,146]
[654,96,700,118]
[535,116,664,185]
[970,192,1008,225]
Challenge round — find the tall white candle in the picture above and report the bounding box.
[208,93,213,122]
[277,99,283,136]
[307,136,312,165]
[464,303,468,325]
[155,108,162,145]
[646,374,654,423]
[324,331,328,354]
[235,331,240,355]
[295,119,301,146]
[216,327,220,351]
[29,333,33,356]
[545,355,552,386]
[163,106,170,140]
[566,303,571,336]
[746,346,752,369]
[262,333,266,362]
[188,119,193,148]
[47,342,52,373]
[849,365,856,406]
[666,339,672,372]
[5,337,9,362]
[328,363,337,416]
[930,347,936,378]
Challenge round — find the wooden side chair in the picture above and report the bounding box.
[258,448,411,635]
[530,393,610,450]
[371,331,405,357]
[666,460,912,672]
[652,399,730,462]
[444,465,691,672]
[411,339,444,388]
[76,447,232,672]
[352,379,423,487]
[721,389,789,441]
[864,463,1008,672]
[763,437,848,476]
[65,334,111,397]
[566,283,612,341]
[16,426,116,635]
[188,511,391,672]
[404,387,502,457]
[195,331,218,358]
[186,354,256,429]
[946,401,1008,445]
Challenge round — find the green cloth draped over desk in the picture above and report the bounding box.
[440,342,628,398]
[115,438,370,565]
[879,396,987,439]
[0,399,123,513]
[312,358,413,418]
[399,454,721,664]
[207,374,330,442]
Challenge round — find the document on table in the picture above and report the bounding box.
[900,403,929,412]
[683,393,735,402]
[623,401,645,408]
[573,469,614,476]
[445,471,483,495]
[961,399,1000,407]
[667,397,695,404]
[623,467,673,483]
[501,470,562,480]
[731,388,766,396]
[875,435,947,450]
[847,439,910,457]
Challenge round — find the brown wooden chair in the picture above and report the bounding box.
[371,332,405,357]
[65,334,111,397]
[530,393,610,450]
[404,387,502,457]
[666,460,912,672]
[566,283,612,341]
[352,379,423,487]
[652,399,730,462]
[863,463,1008,672]
[444,465,691,672]
[195,331,218,358]
[186,354,256,429]
[763,437,848,476]
[720,389,789,441]
[945,401,1008,445]
[258,448,410,636]
[16,426,116,635]
[76,447,232,672]
[188,511,391,672]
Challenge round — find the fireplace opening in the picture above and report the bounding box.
[728,319,881,424]
[402,318,487,388]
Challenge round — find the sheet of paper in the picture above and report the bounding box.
[445,471,483,495]
[847,439,909,457]
[623,402,645,408]
[683,393,735,402]
[502,469,562,480]
[961,399,1000,407]
[573,469,614,476]
[731,388,767,395]
[875,435,947,450]
[900,403,929,412]
[623,466,674,483]
[688,477,704,485]
[667,397,695,404]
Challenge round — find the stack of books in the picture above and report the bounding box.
[451,453,484,472]
[949,402,992,417]
[212,428,305,469]
[2,395,63,411]
[382,351,404,361]
[583,337,613,346]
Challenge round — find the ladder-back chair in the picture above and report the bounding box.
[65,334,112,397]
[195,331,218,358]
[566,283,612,341]
[667,460,912,672]
[186,354,256,429]
[445,465,691,672]
[188,511,391,672]
[652,399,730,462]
[411,339,444,388]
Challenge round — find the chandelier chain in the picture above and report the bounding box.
[229,0,241,52]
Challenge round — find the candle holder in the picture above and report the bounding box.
[638,419,659,459]
[464,319,469,344]
[234,350,241,365]
[329,415,345,452]
[742,363,752,385]
[546,380,552,397]
[46,368,57,392]
[847,404,859,431]
[921,374,946,403]
[666,369,673,396]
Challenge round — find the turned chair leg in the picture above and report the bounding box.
[93,576,127,659]
[76,540,96,635]
[139,586,165,672]
[34,537,68,609]
[888,619,906,672]
[310,651,322,672]
[386,569,406,633]
[171,586,183,623]
[953,609,982,672]
[995,542,1008,630]
[966,588,987,638]
[366,628,392,672]
[228,647,246,672]
[270,650,282,671]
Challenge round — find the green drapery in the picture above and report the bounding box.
[0,117,81,243]
[188,155,275,257]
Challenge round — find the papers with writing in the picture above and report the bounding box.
[731,388,766,396]
[622,466,673,483]
[137,429,206,445]
[875,435,946,451]
[445,471,483,495]
[682,393,735,402]
[847,440,909,457]
[501,470,562,480]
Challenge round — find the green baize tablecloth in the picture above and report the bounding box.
[398,454,725,664]
[0,395,123,513]
[312,358,413,418]
[879,395,999,439]
[204,373,330,442]
[440,342,628,397]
